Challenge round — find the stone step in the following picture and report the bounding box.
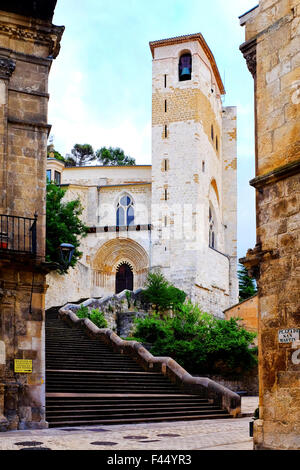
[47,413,231,428]
[45,307,232,428]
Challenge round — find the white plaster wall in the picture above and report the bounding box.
[62,166,152,186]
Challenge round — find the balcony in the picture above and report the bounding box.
[0,214,37,255]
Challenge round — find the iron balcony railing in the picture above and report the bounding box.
[0,214,37,255]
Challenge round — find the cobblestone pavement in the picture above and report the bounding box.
[0,397,258,451]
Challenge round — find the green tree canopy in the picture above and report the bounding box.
[142,271,187,312]
[96,146,136,166]
[46,182,88,273]
[66,143,95,167]
[133,302,257,376]
[238,264,257,302]
[47,145,65,163]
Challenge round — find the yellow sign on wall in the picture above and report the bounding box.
[14,359,32,373]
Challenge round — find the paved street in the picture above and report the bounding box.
[0,397,258,451]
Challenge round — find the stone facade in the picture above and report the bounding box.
[240,0,300,450]
[0,2,63,431]
[46,34,239,319]
[150,34,238,316]
[45,165,152,307]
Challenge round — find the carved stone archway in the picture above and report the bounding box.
[92,238,149,295]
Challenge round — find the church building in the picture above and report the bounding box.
[46,33,238,318]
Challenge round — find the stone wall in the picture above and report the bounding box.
[202,371,259,397]
[64,288,149,336]
[224,295,258,344]
[240,0,300,450]
[0,4,63,431]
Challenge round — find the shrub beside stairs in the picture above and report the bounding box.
[45,307,241,428]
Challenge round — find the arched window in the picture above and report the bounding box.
[179,53,192,82]
[116,194,134,227]
[209,205,217,249]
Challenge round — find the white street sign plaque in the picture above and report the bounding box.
[278,329,300,344]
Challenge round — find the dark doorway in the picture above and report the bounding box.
[116,263,133,294]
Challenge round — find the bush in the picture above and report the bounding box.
[76,305,89,319]
[132,302,257,376]
[134,313,172,343]
[75,306,107,329]
[142,271,186,312]
[89,309,108,329]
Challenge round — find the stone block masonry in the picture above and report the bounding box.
[150,34,238,317]
[0,2,63,431]
[240,0,300,450]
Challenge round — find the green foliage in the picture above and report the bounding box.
[96,147,136,166]
[47,148,65,162]
[142,271,187,312]
[66,143,95,167]
[238,264,257,301]
[134,313,172,343]
[76,306,108,329]
[167,286,188,310]
[89,309,108,329]
[46,182,88,273]
[133,302,257,376]
[76,305,89,319]
[125,290,131,308]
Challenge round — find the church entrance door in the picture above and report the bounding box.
[116,263,133,294]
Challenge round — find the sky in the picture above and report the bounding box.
[49,0,258,260]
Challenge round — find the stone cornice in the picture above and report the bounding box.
[240,243,279,280]
[240,38,257,78]
[250,159,300,189]
[8,117,52,135]
[0,56,15,79]
[0,21,64,59]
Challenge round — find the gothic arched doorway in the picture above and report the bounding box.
[116,263,133,294]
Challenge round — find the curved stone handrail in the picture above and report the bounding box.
[58,305,241,417]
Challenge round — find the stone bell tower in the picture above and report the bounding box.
[149,34,238,317]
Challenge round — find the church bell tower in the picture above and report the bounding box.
[149,33,238,317]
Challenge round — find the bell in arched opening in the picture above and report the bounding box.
[179,53,192,81]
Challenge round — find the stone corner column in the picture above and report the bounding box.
[0,383,9,431]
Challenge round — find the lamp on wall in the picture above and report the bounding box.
[59,243,75,268]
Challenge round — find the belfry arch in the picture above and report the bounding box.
[92,238,149,295]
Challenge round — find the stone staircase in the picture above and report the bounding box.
[45,308,232,428]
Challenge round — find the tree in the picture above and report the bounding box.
[66,144,95,167]
[46,182,88,273]
[96,146,136,166]
[238,264,257,302]
[47,147,65,163]
[133,302,258,376]
[142,271,186,313]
